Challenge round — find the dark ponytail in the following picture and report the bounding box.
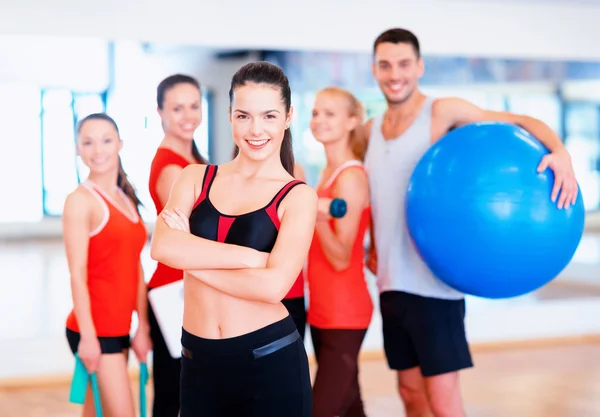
[157,74,208,164]
[280,128,294,176]
[117,156,143,213]
[77,113,143,213]
[228,61,295,176]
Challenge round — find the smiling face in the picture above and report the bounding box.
[76,118,122,175]
[158,82,202,141]
[310,90,358,146]
[229,82,292,163]
[372,41,424,105]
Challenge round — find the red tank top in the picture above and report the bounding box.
[306,161,373,329]
[148,148,192,289]
[66,182,147,337]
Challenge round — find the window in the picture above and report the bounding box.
[0,83,43,222]
[506,93,562,134]
[41,90,78,216]
[564,102,600,211]
[422,87,507,112]
[195,93,211,160]
[73,94,106,182]
[290,92,324,187]
[41,91,107,216]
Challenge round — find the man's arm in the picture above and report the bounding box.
[434,97,563,150]
[433,97,578,209]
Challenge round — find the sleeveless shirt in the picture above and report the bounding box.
[189,164,303,254]
[148,147,192,289]
[66,181,148,336]
[363,96,464,300]
[306,160,373,329]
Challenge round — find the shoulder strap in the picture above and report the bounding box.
[423,95,435,118]
[321,160,364,190]
[272,180,304,210]
[370,115,384,137]
[192,165,218,209]
[264,179,304,230]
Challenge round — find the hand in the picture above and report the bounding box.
[131,327,152,364]
[317,198,333,222]
[78,335,102,373]
[537,149,578,209]
[366,247,377,276]
[161,208,190,232]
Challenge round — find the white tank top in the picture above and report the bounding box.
[364,96,464,300]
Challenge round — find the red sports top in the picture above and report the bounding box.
[148,147,192,289]
[66,181,147,337]
[306,161,373,329]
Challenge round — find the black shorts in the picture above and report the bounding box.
[66,328,130,355]
[379,291,473,377]
[282,296,306,340]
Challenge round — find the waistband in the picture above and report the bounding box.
[181,315,299,359]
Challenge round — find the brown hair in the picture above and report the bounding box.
[157,74,209,164]
[229,62,295,176]
[373,28,420,58]
[76,113,143,213]
[318,86,367,160]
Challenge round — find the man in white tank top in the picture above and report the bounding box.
[363,28,578,417]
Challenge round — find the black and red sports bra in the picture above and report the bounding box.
[189,165,304,253]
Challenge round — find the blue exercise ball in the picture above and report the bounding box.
[406,122,585,299]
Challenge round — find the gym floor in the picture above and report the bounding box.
[3,341,600,416]
[2,234,600,416]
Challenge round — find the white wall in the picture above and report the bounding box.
[0,35,108,92]
[1,0,600,60]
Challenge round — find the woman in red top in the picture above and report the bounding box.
[147,74,208,417]
[63,113,152,417]
[307,86,373,417]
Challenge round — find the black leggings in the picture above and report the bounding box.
[180,315,312,416]
[148,299,181,417]
[282,296,307,340]
[311,326,368,417]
